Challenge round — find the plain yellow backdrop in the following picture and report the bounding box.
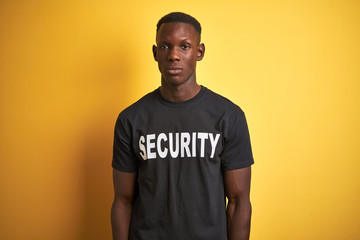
[1,0,359,239]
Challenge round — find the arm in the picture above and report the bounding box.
[224,166,252,240]
[111,169,137,240]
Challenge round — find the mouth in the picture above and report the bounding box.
[165,67,183,75]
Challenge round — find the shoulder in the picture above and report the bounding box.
[203,87,245,115]
[118,89,158,119]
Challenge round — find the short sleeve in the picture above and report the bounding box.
[220,109,254,170]
[112,114,138,172]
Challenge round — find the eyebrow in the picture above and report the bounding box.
[157,38,194,44]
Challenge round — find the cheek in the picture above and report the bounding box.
[157,58,166,68]
[184,54,197,65]
[189,57,198,68]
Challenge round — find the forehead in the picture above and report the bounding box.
[156,22,200,42]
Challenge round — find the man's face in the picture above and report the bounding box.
[153,22,205,87]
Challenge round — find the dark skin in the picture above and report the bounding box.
[111,171,137,240]
[224,167,252,240]
[153,22,205,102]
[111,22,252,240]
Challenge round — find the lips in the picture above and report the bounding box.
[165,67,183,75]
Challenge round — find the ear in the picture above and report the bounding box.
[152,45,158,61]
[197,43,205,61]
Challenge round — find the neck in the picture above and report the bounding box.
[160,80,201,102]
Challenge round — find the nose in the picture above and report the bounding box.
[168,46,180,61]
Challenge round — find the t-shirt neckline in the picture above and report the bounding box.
[155,85,207,108]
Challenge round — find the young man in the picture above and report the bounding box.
[111,12,254,240]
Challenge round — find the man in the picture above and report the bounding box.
[111,12,254,240]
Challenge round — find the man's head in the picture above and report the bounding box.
[156,12,202,42]
[153,12,205,88]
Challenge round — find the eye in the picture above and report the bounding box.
[159,44,168,49]
[182,44,191,49]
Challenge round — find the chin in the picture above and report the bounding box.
[163,76,188,86]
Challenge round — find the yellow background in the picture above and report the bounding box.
[1,0,359,239]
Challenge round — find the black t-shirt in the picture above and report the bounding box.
[112,86,254,240]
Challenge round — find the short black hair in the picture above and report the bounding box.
[156,12,202,34]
